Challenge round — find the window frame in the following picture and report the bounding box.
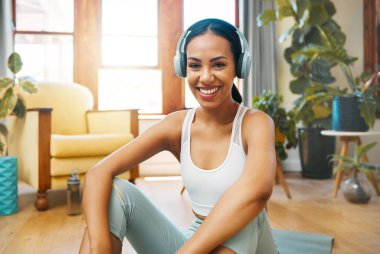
[12,0,75,83]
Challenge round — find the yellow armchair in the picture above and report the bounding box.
[7,82,139,211]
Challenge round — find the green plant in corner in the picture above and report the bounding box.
[0,52,37,155]
[257,0,357,128]
[252,90,297,160]
[329,142,380,175]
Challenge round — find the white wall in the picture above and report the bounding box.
[276,0,380,171]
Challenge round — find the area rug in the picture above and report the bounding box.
[273,229,334,254]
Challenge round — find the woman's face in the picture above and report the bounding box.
[186,32,236,108]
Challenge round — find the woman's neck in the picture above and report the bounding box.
[196,101,240,126]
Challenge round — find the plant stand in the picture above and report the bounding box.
[321,130,380,198]
[275,159,291,199]
[0,156,18,216]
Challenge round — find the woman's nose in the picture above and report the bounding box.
[199,67,214,83]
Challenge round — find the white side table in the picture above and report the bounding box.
[321,130,380,198]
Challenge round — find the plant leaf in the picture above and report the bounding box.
[0,77,13,90]
[309,2,330,26]
[257,9,277,27]
[0,88,17,119]
[290,76,310,94]
[356,142,377,161]
[12,96,27,118]
[19,79,37,94]
[7,52,23,74]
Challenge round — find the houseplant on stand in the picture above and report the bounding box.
[0,52,37,215]
[257,0,356,178]
[329,142,380,203]
[332,65,380,131]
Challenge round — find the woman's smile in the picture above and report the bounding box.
[196,86,222,99]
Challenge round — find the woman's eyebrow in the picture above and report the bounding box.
[187,56,227,62]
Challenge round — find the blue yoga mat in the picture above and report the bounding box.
[273,229,334,254]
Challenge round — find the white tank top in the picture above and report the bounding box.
[180,104,249,216]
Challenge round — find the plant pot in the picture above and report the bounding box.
[0,156,18,216]
[332,95,369,132]
[342,170,371,204]
[298,127,336,179]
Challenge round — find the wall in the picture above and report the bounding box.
[277,0,380,172]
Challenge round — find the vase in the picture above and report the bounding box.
[332,95,369,132]
[0,156,18,215]
[342,170,372,204]
[298,127,336,179]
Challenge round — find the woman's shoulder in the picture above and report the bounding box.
[242,108,274,135]
[156,109,192,138]
[162,109,190,126]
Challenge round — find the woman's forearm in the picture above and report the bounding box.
[82,168,114,253]
[177,180,271,254]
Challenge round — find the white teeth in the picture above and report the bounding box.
[199,87,220,95]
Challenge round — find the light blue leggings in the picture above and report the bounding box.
[109,178,278,254]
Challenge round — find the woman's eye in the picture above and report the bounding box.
[188,63,200,69]
[213,62,226,68]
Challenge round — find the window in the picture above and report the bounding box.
[184,0,236,108]
[14,0,74,82]
[98,0,161,113]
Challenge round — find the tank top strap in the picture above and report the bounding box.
[181,108,196,145]
[232,105,249,146]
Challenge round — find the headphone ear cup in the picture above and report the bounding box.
[237,52,251,79]
[236,54,244,78]
[180,52,187,77]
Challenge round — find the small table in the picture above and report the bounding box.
[321,130,380,198]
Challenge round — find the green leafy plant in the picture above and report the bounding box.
[0,52,37,155]
[257,0,357,128]
[338,65,380,128]
[252,90,297,160]
[329,142,380,175]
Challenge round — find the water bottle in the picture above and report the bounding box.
[67,170,81,216]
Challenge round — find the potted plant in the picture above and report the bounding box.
[0,52,37,215]
[329,142,380,203]
[332,65,380,131]
[257,0,356,178]
[252,90,297,160]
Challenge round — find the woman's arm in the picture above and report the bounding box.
[177,110,276,254]
[82,112,183,253]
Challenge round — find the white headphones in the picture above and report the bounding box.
[173,19,252,79]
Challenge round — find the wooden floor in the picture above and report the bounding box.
[1,173,379,254]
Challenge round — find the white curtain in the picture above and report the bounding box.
[0,0,14,77]
[239,0,277,107]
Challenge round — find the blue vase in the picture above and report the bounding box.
[0,156,18,216]
[332,96,369,132]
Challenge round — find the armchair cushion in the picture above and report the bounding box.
[51,133,134,158]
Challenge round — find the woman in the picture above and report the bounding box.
[79,18,278,254]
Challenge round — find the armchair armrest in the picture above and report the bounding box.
[86,109,139,138]
[7,108,52,193]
